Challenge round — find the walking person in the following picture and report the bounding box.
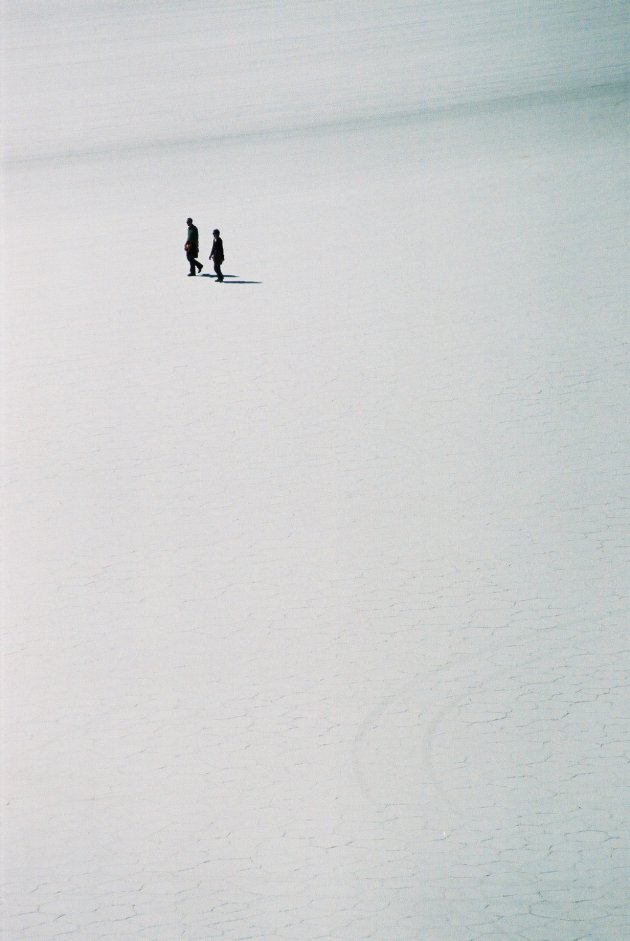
[210,229,224,282]
[185,217,203,276]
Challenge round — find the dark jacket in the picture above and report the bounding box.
[186,224,199,255]
[210,236,224,263]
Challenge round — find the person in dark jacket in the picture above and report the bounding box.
[210,229,224,282]
[185,217,203,276]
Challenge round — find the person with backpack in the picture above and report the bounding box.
[185,217,203,276]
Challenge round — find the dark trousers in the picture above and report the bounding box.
[187,251,202,275]
[213,259,224,281]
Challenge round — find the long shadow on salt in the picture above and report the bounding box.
[200,273,261,284]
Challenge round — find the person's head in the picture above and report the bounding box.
[213,229,220,236]
[186,217,193,225]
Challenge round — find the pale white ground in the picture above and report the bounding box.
[2,3,629,940]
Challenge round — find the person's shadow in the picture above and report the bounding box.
[201,273,261,284]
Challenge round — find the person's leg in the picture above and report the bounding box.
[214,260,224,281]
[196,256,203,272]
[187,251,196,275]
